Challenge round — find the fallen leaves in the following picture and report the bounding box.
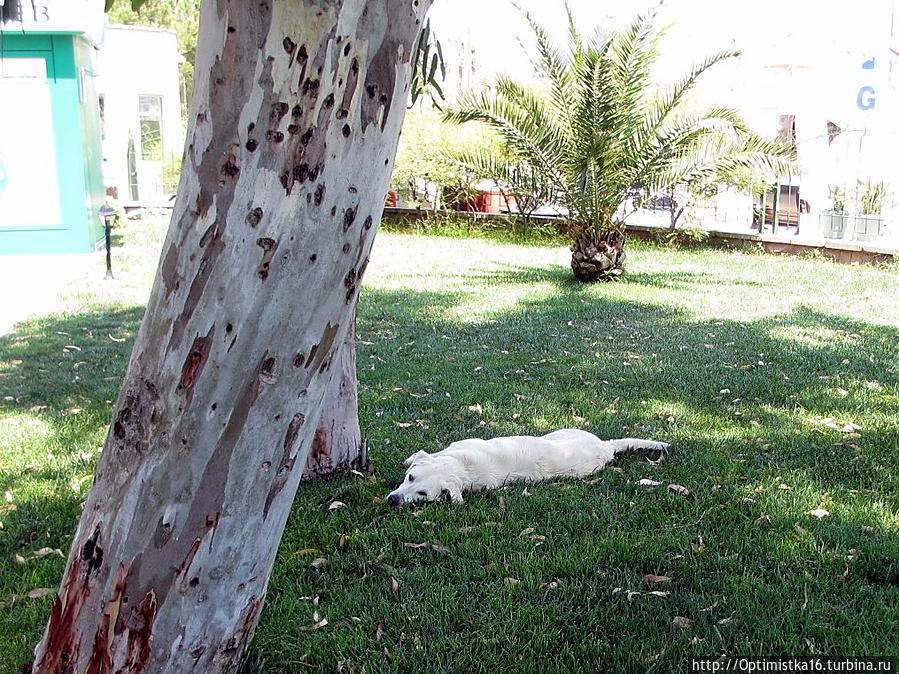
[635,479,662,487]
[15,548,64,564]
[667,484,693,498]
[403,542,450,553]
[328,500,347,511]
[297,617,329,631]
[671,616,694,629]
[816,417,863,434]
[612,587,671,602]
[805,509,830,519]
[643,574,670,583]
[0,587,54,608]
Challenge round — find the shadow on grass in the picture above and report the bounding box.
[1,260,898,670]
[0,306,144,519]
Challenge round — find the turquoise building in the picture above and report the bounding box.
[0,0,107,254]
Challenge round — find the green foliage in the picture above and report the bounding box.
[380,211,562,244]
[829,185,846,212]
[391,108,496,208]
[858,180,888,215]
[410,21,446,110]
[443,2,795,236]
[663,225,710,247]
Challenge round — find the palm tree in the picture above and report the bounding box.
[443,4,796,282]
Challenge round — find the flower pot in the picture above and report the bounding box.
[853,214,883,242]
[820,209,848,238]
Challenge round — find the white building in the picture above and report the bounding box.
[429,0,899,245]
[96,25,184,205]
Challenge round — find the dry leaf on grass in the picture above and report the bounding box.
[297,618,328,631]
[671,616,694,629]
[294,548,320,556]
[328,501,347,511]
[23,548,65,562]
[646,591,671,598]
[805,509,830,519]
[643,574,670,583]
[519,527,535,537]
[389,577,400,595]
[635,479,662,487]
[375,622,385,641]
[403,542,450,553]
[0,588,55,608]
[311,558,328,569]
[668,484,693,498]
[611,588,643,602]
[503,577,520,585]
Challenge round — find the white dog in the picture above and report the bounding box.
[386,429,669,505]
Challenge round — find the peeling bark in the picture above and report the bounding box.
[32,1,431,671]
[302,309,363,480]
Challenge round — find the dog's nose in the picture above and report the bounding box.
[386,493,402,507]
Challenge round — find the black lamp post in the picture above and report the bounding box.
[98,204,117,280]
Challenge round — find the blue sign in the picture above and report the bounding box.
[857,86,876,111]
[862,57,876,70]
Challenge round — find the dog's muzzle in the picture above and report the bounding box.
[386,493,402,507]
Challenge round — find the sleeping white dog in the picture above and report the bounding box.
[386,429,669,506]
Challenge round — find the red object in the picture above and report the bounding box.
[470,189,504,213]
[385,189,397,207]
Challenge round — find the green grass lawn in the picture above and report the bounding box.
[1,216,898,672]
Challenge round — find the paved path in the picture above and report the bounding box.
[0,253,101,337]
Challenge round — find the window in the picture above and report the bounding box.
[138,94,163,161]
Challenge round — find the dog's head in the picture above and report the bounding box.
[386,450,464,506]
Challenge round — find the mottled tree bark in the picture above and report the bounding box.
[32,0,431,671]
[302,308,363,480]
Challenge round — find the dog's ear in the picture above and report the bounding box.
[403,450,429,467]
[441,487,464,504]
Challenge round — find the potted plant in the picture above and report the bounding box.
[821,185,848,238]
[855,180,887,242]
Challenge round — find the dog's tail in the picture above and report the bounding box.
[609,438,670,465]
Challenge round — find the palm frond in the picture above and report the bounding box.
[444,2,793,234]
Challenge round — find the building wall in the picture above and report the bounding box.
[96,25,183,205]
[0,33,105,254]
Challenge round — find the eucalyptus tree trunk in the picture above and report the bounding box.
[569,227,627,282]
[303,309,363,480]
[31,0,431,671]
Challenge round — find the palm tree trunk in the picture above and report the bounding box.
[569,227,626,282]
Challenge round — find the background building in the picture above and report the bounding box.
[0,0,107,254]
[96,25,184,206]
[429,0,899,245]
